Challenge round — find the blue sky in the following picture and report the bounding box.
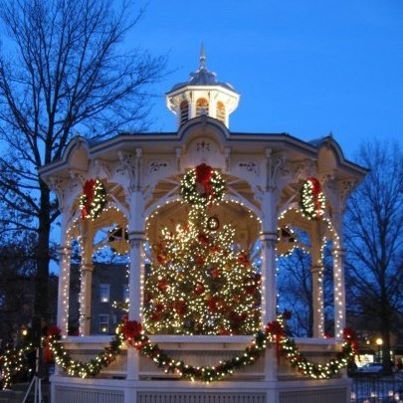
[129,0,403,159]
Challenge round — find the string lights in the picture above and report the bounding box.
[143,164,261,335]
[79,179,107,220]
[277,207,344,338]
[0,344,33,390]
[144,204,261,335]
[299,178,326,220]
[180,163,225,206]
[44,315,358,383]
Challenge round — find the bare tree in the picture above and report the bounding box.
[278,249,313,337]
[278,243,334,338]
[344,140,403,373]
[0,0,165,324]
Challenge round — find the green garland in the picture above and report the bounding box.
[46,319,358,383]
[47,327,124,378]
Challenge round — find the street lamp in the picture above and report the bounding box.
[376,338,383,363]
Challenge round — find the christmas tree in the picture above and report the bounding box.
[143,164,261,335]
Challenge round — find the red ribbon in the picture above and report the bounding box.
[307,177,324,217]
[81,179,96,218]
[195,163,213,195]
[47,325,62,338]
[122,320,142,347]
[307,177,321,195]
[343,327,359,354]
[266,320,286,362]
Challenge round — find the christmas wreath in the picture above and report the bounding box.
[79,179,107,220]
[180,164,225,206]
[300,177,326,219]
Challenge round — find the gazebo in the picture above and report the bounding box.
[40,51,366,403]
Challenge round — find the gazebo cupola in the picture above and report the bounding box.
[166,45,240,128]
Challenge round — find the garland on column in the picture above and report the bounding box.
[79,178,107,220]
[44,316,358,383]
[300,177,326,220]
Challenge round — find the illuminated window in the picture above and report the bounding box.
[216,101,225,123]
[180,100,189,125]
[196,98,209,116]
[99,283,110,303]
[99,314,109,333]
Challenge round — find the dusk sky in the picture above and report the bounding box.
[129,0,403,159]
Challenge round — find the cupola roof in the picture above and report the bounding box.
[169,44,235,92]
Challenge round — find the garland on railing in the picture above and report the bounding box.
[45,317,359,383]
[46,326,124,378]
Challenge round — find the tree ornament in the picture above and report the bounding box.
[180,163,225,206]
[207,215,220,231]
[108,226,129,254]
[79,179,107,220]
[299,177,326,219]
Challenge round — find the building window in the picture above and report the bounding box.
[179,100,189,125]
[99,283,110,303]
[196,98,209,116]
[99,314,109,333]
[216,101,226,123]
[123,285,129,302]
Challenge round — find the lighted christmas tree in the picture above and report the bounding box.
[143,164,261,335]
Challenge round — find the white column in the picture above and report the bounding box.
[311,266,324,337]
[57,213,72,336]
[331,210,346,340]
[333,246,346,339]
[79,224,94,336]
[79,263,93,335]
[126,190,145,381]
[311,221,324,338]
[261,190,278,383]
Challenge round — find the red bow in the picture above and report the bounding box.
[266,320,286,362]
[195,163,213,195]
[81,179,96,218]
[343,327,359,354]
[238,253,250,266]
[122,320,142,341]
[47,325,61,338]
[307,177,321,195]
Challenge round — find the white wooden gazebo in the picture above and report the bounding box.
[40,51,366,403]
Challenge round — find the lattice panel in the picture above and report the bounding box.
[137,392,266,403]
[279,388,347,403]
[55,387,124,403]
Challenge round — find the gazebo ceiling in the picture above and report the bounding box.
[146,200,260,251]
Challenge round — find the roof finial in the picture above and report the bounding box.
[199,42,206,69]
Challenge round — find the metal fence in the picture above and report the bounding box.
[351,377,403,402]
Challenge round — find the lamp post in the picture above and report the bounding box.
[376,338,383,363]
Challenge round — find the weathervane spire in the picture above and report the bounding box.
[199,42,206,69]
